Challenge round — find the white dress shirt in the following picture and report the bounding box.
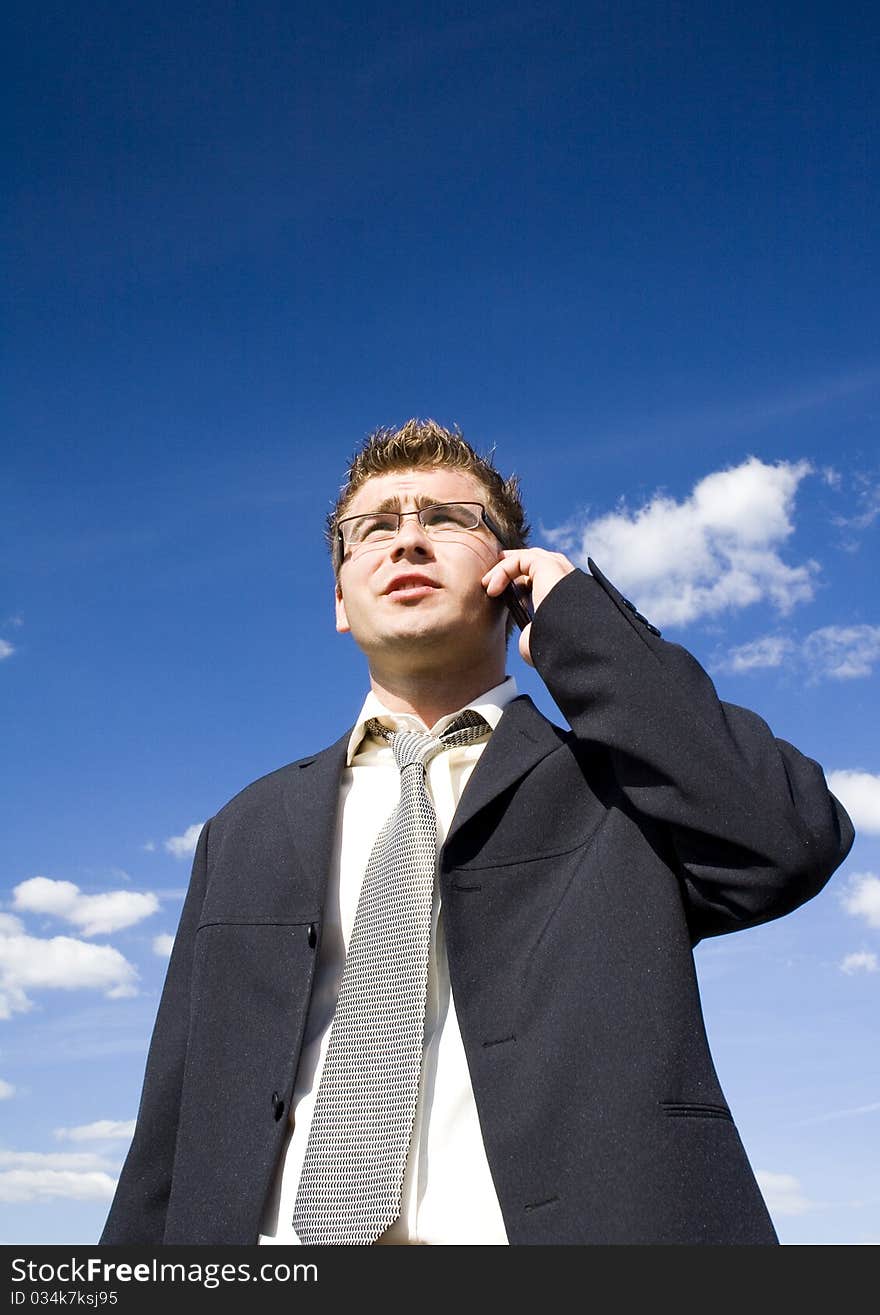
[258,677,518,1245]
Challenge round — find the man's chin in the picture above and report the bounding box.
[347,600,504,660]
[378,617,456,648]
[355,614,465,661]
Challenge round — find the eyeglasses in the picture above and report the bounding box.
[337,501,493,549]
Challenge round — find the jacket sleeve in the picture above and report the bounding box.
[100,818,212,1244]
[529,562,855,941]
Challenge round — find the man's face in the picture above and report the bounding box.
[334,467,507,665]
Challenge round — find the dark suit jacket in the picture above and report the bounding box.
[101,563,854,1245]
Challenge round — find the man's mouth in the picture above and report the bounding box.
[383,575,441,600]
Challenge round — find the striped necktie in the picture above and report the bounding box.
[292,709,489,1245]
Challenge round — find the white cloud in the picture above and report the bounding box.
[54,1119,135,1143]
[755,1170,817,1216]
[12,877,159,937]
[545,457,817,627]
[0,1151,117,1204]
[0,1079,14,1100]
[802,626,880,680]
[0,924,137,1020]
[152,933,174,957]
[164,823,204,859]
[142,841,156,852]
[841,873,880,929]
[720,635,795,672]
[0,640,14,660]
[841,951,879,975]
[828,771,880,834]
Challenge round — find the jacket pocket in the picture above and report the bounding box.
[660,1100,733,1121]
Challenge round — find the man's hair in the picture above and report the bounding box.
[326,418,530,578]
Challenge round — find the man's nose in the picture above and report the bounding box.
[390,513,434,558]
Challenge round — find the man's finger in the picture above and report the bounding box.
[481,552,528,592]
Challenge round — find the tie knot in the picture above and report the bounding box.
[365,709,489,772]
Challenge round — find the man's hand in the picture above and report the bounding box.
[482,548,576,666]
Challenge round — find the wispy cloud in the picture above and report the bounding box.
[797,1100,880,1127]
[0,1151,117,1203]
[841,873,880,930]
[591,366,880,455]
[833,474,880,534]
[718,627,880,681]
[755,1170,819,1216]
[152,933,174,957]
[0,1079,14,1100]
[0,1150,114,1171]
[164,823,204,859]
[544,457,817,628]
[54,1120,135,1144]
[841,951,879,975]
[803,626,880,680]
[725,367,880,428]
[12,878,159,938]
[0,915,137,1019]
[0,640,14,660]
[719,635,795,673]
[828,771,880,834]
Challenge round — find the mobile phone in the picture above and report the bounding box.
[481,511,535,631]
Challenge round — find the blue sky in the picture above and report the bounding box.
[2,0,878,1245]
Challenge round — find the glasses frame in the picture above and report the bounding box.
[336,500,492,549]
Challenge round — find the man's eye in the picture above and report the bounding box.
[356,515,397,539]
[423,502,473,528]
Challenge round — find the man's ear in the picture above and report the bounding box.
[335,581,350,634]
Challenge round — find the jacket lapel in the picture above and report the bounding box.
[444,695,563,849]
[280,728,351,914]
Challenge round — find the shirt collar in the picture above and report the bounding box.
[345,676,519,765]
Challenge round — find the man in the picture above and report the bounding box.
[101,419,854,1246]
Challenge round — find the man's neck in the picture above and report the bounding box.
[367,660,507,729]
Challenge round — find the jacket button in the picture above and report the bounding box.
[272,1092,285,1121]
[307,923,318,948]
